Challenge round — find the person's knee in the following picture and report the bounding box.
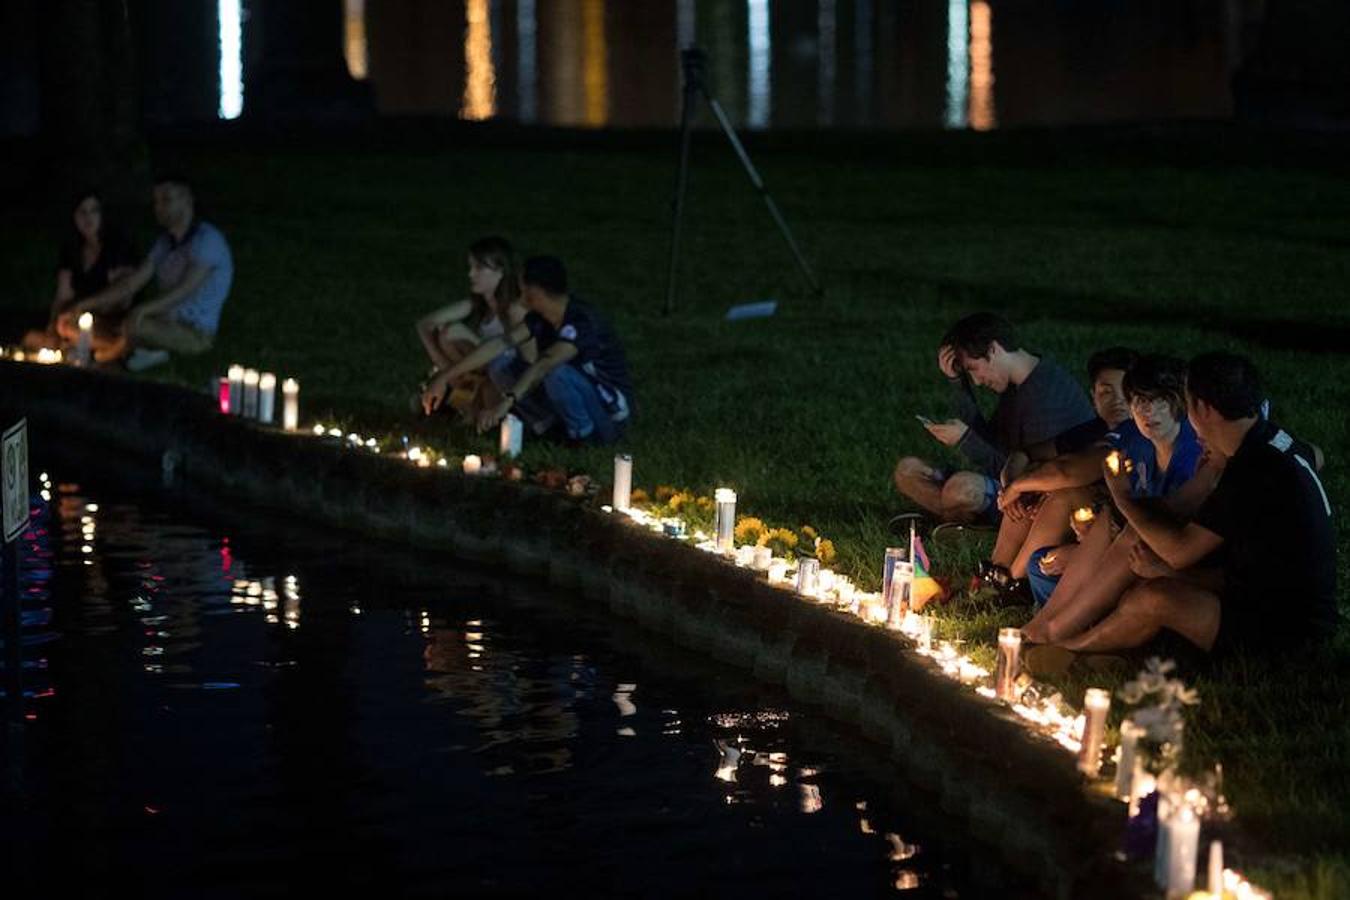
[1119,580,1167,620]
[941,472,989,515]
[893,456,931,491]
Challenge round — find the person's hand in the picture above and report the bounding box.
[421,378,448,416]
[1037,543,1076,576]
[1102,451,1132,503]
[1129,541,1175,580]
[476,398,512,433]
[998,479,1024,512]
[924,419,968,447]
[937,344,960,379]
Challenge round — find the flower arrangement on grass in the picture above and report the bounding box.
[1116,657,1199,774]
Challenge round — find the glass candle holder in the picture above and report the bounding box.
[995,628,1022,701]
[714,488,736,553]
[612,454,632,510]
[1077,688,1111,777]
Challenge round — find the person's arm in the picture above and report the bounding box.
[49,270,76,326]
[416,299,476,370]
[131,262,212,319]
[1104,460,1222,570]
[1001,445,1110,506]
[477,340,577,431]
[422,321,533,414]
[74,256,154,314]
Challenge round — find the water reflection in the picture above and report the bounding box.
[944,0,969,128]
[344,0,369,81]
[581,0,609,126]
[817,0,837,125]
[746,0,772,129]
[217,0,243,119]
[517,0,538,121]
[968,0,996,130]
[462,0,497,120]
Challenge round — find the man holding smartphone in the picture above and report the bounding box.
[894,312,1096,524]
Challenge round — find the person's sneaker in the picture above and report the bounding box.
[125,348,171,372]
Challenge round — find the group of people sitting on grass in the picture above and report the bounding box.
[27,175,234,373]
[896,312,1337,666]
[412,236,633,446]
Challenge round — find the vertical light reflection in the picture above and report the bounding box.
[581,0,609,126]
[217,0,244,119]
[747,0,772,128]
[817,0,836,125]
[853,0,873,123]
[944,0,969,129]
[344,0,369,80]
[283,575,301,630]
[517,0,537,122]
[677,0,697,49]
[462,0,497,120]
[968,0,995,130]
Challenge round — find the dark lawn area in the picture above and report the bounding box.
[3,123,1350,897]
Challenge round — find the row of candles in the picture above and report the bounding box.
[221,365,299,431]
[607,453,1267,900]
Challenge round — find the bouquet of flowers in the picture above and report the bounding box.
[1116,657,1199,773]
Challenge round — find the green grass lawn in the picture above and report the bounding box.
[4,124,1350,896]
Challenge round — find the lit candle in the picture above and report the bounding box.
[282,378,300,431]
[835,581,856,608]
[768,560,789,583]
[752,545,772,571]
[217,377,231,414]
[612,453,632,511]
[881,546,907,611]
[499,413,523,458]
[995,628,1022,701]
[886,560,914,629]
[228,365,245,416]
[796,558,820,596]
[817,569,835,593]
[1077,688,1111,777]
[918,614,933,653]
[258,372,277,424]
[1165,805,1200,897]
[1073,506,1096,527]
[1115,719,1144,801]
[75,311,94,366]
[735,545,756,567]
[1208,841,1223,899]
[462,454,482,475]
[714,488,736,553]
[242,369,260,418]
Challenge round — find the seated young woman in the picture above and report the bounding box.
[24,190,138,351]
[414,236,527,422]
[1020,354,1209,644]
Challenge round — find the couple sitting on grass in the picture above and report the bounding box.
[415,238,632,446]
[896,312,1337,669]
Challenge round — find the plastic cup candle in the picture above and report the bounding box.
[1115,719,1144,800]
[242,369,260,418]
[228,365,245,416]
[1165,804,1201,897]
[258,373,277,424]
[462,454,482,475]
[217,377,230,414]
[735,545,756,567]
[752,546,772,571]
[796,558,820,596]
[1077,688,1111,777]
[995,628,1022,701]
[714,488,736,553]
[612,454,633,511]
[498,413,524,458]
[768,560,789,583]
[75,312,94,366]
[282,378,300,431]
[886,560,914,629]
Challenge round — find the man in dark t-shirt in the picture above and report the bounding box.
[894,312,1096,523]
[1058,352,1337,656]
[427,256,632,445]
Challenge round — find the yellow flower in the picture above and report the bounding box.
[695,495,715,511]
[759,528,799,550]
[654,485,677,501]
[800,525,819,541]
[734,517,767,543]
[629,488,649,505]
[816,539,836,565]
[669,491,694,511]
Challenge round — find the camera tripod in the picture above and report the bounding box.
[663,47,822,315]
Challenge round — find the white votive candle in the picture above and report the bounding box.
[768,560,789,583]
[796,558,820,596]
[499,413,524,457]
[1077,688,1111,777]
[282,378,299,431]
[242,369,260,418]
[735,545,756,567]
[714,488,736,553]
[1115,719,1144,801]
[462,454,482,475]
[75,312,94,366]
[995,628,1022,701]
[752,545,772,571]
[258,372,277,424]
[228,365,245,416]
[612,454,632,511]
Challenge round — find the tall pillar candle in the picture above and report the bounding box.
[1077,688,1111,777]
[612,454,633,511]
[74,312,94,366]
[886,560,914,629]
[1165,805,1200,898]
[714,488,736,553]
[217,377,231,414]
[1115,719,1144,800]
[242,369,260,418]
[227,365,245,416]
[1207,841,1223,899]
[994,628,1022,701]
[281,378,300,431]
[499,413,524,457]
[795,558,820,596]
[258,373,277,424]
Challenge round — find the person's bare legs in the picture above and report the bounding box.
[1021,513,1114,642]
[893,457,947,517]
[1041,527,1140,643]
[1060,578,1220,654]
[894,458,992,523]
[1009,486,1094,578]
[991,508,1032,569]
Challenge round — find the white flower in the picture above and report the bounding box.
[1118,681,1145,705]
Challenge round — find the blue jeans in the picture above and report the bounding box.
[1026,545,1060,608]
[489,358,624,444]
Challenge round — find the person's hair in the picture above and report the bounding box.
[467,235,520,315]
[1087,347,1139,383]
[67,188,104,246]
[941,312,1021,362]
[522,256,568,296]
[1187,352,1264,421]
[1122,353,1187,420]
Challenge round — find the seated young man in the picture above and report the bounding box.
[422,256,632,445]
[894,312,1097,524]
[983,346,1139,588]
[1055,352,1336,657]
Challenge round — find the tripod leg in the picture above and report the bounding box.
[703,93,822,296]
[663,81,699,316]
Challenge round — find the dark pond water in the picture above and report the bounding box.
[0,464,1042,897]
[153,0,1248,130]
